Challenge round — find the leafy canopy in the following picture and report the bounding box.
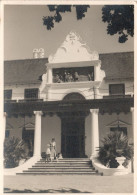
[43,5,134,43]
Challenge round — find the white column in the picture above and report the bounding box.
[47,67,52,83]
[94,64,100,81]
[90,109,99,157]
[33,111,43,158]
[130,107,134,143]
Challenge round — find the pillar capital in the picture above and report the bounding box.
[130,107,134,112]
[90,109,99,114]
[34,111,43,116]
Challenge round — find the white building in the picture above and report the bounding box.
[4,32,134,160]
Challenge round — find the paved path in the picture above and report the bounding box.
[4,174,133,193]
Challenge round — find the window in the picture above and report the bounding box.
[4,90,12,100]
[109,84,125,96]
[110,127,127,135]
[5,130,10,138]
[24,88,38,99]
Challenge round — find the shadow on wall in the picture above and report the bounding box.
[4,188,91,193]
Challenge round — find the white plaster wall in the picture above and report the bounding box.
[41,115,61,153]
[4,84,40,101]
[99,80,134,98]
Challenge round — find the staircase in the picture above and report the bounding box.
[17,158,102,175]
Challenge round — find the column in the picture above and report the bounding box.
[94,63,100,81]
[47,67,52,83]
[33,111,43,158]
[90,109,99,157]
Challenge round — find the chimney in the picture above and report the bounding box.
[33,48,44,58]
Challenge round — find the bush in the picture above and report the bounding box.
[98,131,134,168]
[4,136,29,168]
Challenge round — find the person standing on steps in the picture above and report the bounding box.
[45,144,51,163]
[50,138,57,161]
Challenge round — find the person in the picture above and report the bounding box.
[45,144,51,163]
[74,71,79,81]
[50,138,56,161]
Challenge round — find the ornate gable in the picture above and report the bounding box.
[49,31,99,63]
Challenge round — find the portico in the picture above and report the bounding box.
[4,96,134,159]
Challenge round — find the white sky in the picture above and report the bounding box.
[4,5,134,60]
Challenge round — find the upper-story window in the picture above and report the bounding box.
[4,89,12,100]
[24,88,38,99]
[109,84,125,96]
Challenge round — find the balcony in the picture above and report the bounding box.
[53,66,94,83]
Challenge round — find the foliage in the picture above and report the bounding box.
[98,131,134,168]
[43,5,134,43]
[102,5,134,43]
[43,5,90,30]
[4,137,29,168]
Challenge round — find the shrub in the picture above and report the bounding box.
[4,136,29,168]
[98,131,134,168]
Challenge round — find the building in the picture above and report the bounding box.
[4,32,134,161]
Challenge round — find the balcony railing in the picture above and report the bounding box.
[18,99,43,102]
[103,95,132,99]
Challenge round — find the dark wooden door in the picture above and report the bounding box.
[22,129,34,156]
[61,118,85,158]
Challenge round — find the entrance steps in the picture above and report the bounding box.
[17,158,102,175]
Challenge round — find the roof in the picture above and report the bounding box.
[4,52,134,85]
[4,58,48,85]
[100,52,134,80]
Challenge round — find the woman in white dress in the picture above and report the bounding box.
[50,138,56,161]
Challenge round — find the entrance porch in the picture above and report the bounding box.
[4,97,134,160]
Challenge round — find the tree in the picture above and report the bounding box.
[4,137,29,168]
[102,5,134,43]
[43,5,134,43]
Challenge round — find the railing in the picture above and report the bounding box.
[103,95,132,99]
[18,99,43,102]
[4,99,17,103]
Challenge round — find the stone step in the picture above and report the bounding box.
[32,166,94,169]
[16,158,101,176]
[28,168,95,171]
[17,172,101,175]
[37,161,91,165]
[39,159,90,163]
[24,169,97,173]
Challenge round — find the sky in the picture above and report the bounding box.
[4,5,134,60]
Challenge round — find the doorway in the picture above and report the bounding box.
[61,117,85,158]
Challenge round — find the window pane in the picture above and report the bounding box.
[4,90,12,100]
[109,84,125,95]
[25,88,38,99]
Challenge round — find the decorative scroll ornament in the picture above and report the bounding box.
[49,31,99,63]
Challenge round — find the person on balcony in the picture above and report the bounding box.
[74,72,79,81]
